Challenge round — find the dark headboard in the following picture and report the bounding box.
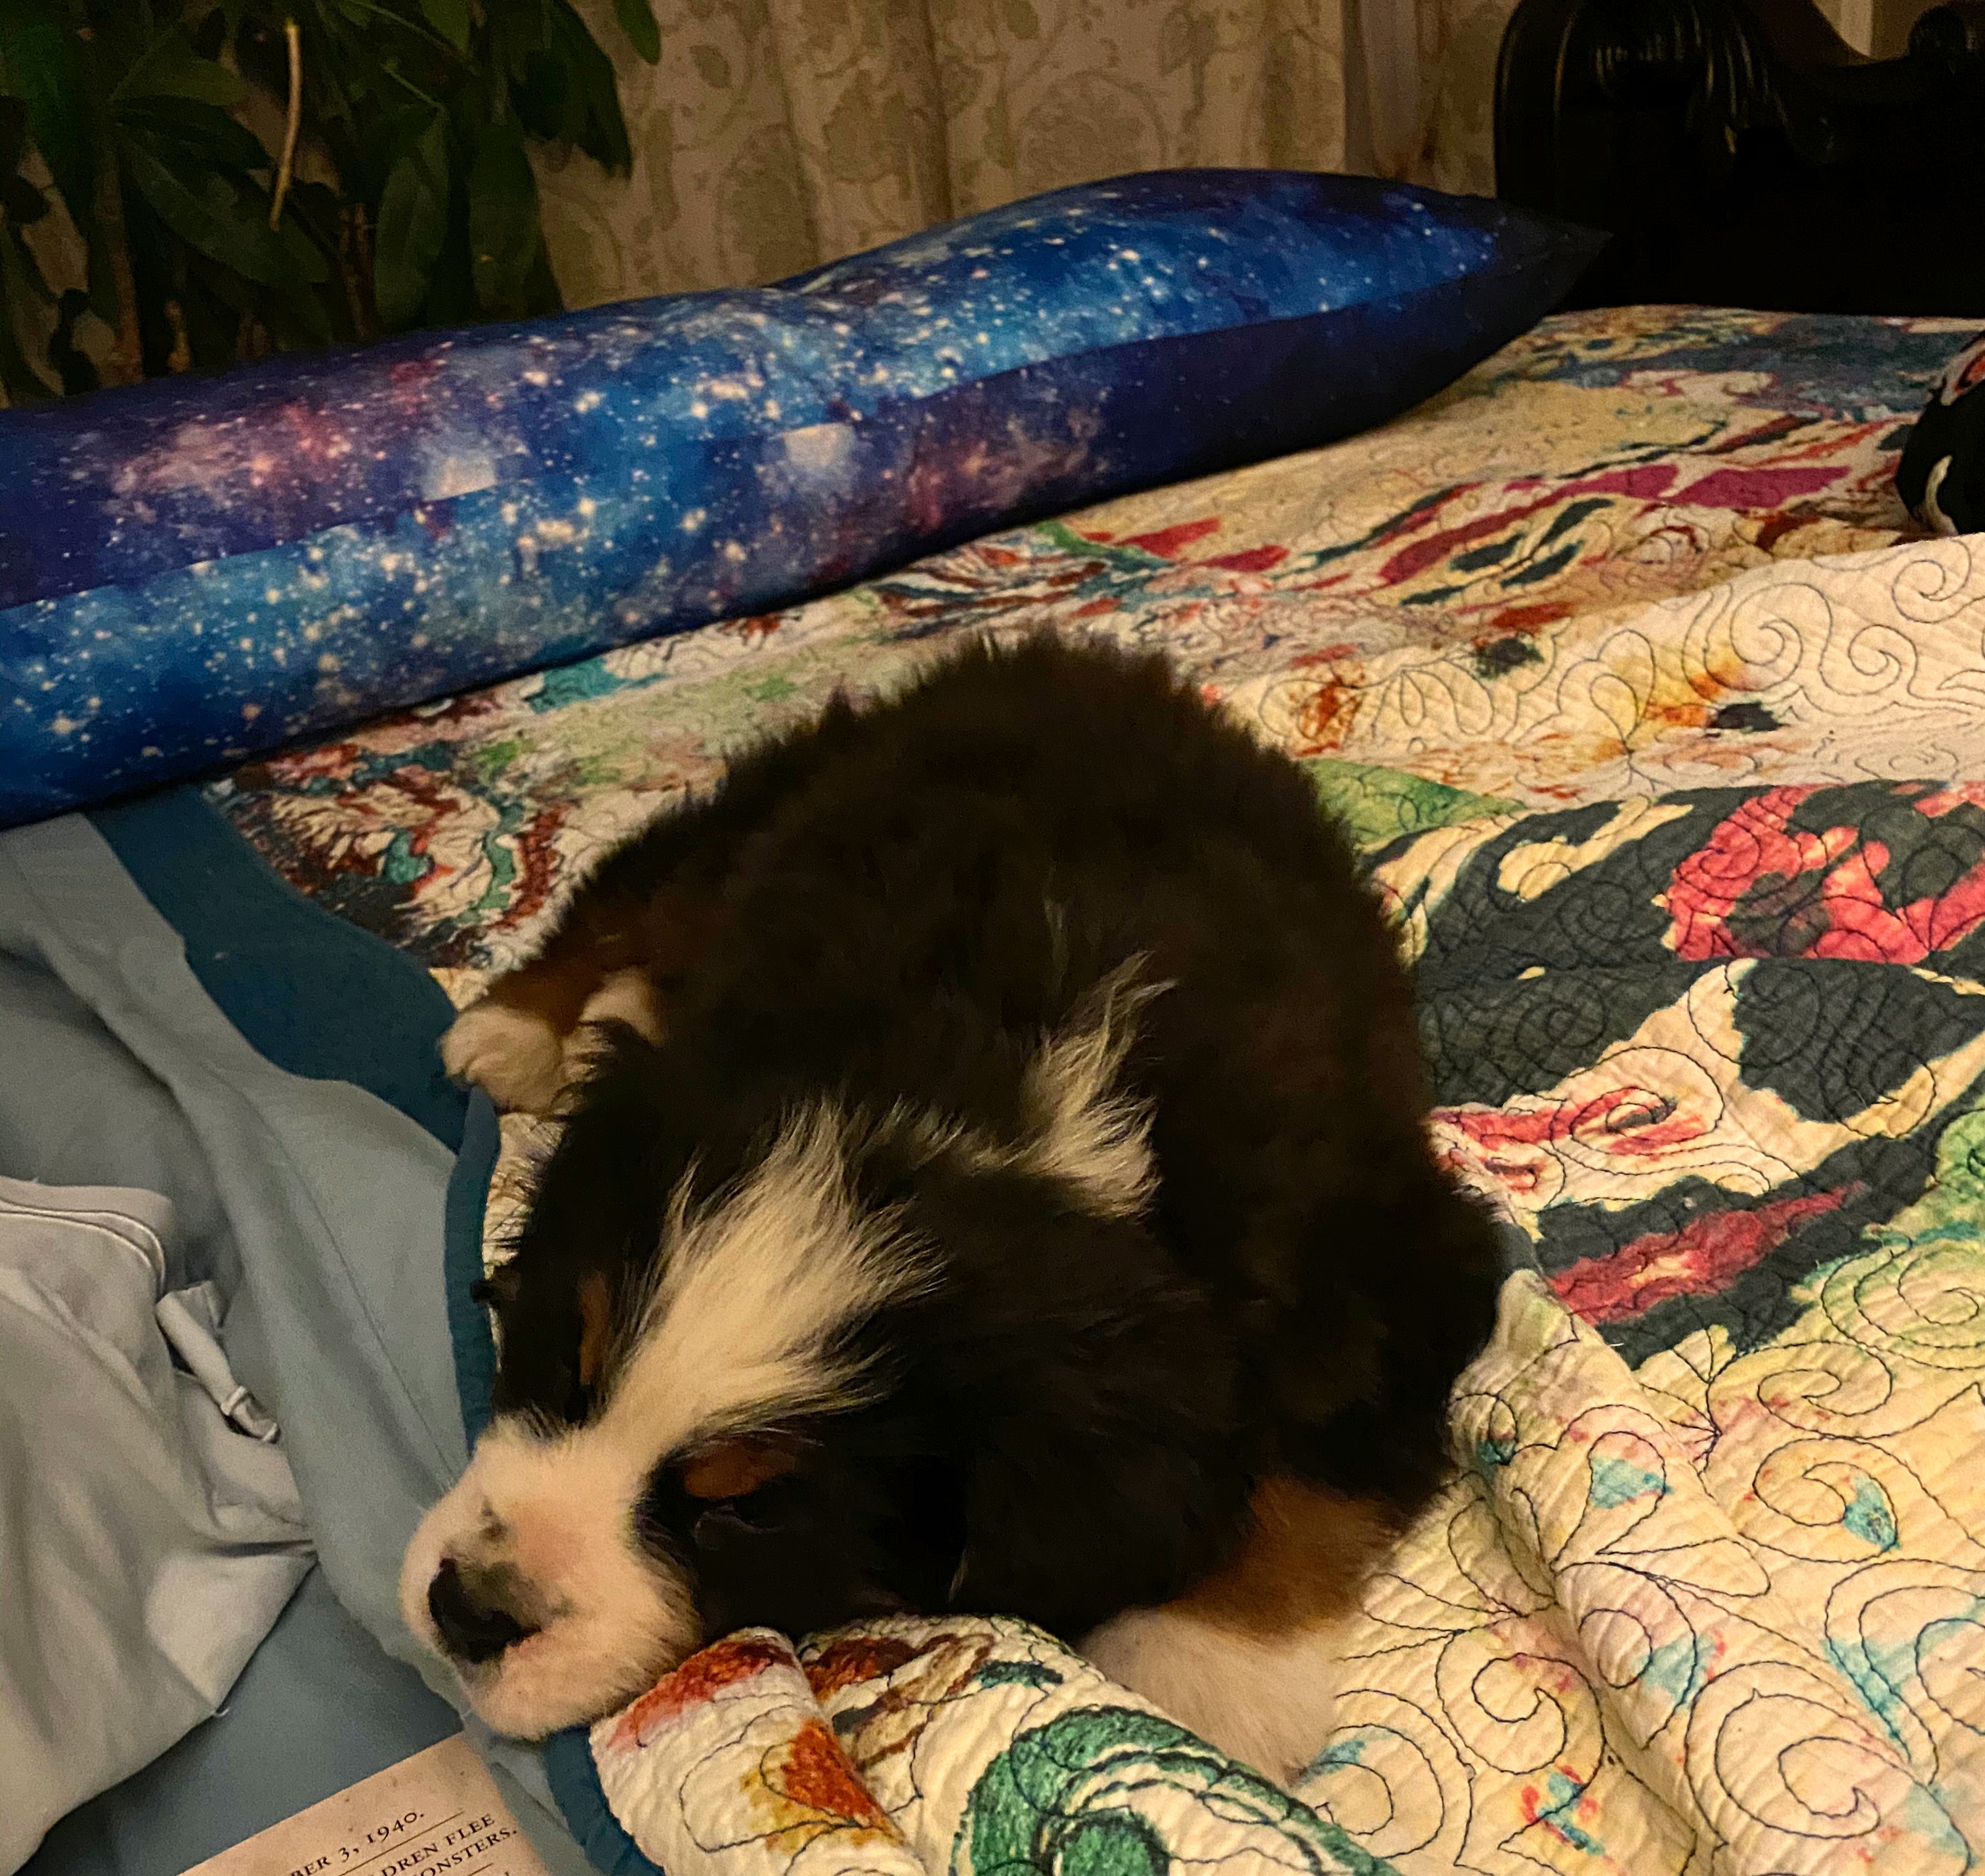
[1494,0,1985,314]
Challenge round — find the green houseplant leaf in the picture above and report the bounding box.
[1,173,51,224]
[467,119,540,314]
[119,135,328,288]
[1,11,91,232]
[0,234,56,399]
[47,285,99,393]
[0,95,32,177]
[512,1,633,172]
[373,110,450,327]
[614,0,662,64]
[421,0,473,54]
[113,26,249,109]
[0,3,119,322]
[5,0,641,389]
[115,96,272,177]
[1,98,52,226]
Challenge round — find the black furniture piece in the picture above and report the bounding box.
[1494,0,1985,313]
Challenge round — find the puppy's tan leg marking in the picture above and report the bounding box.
[1082,1480,1398,1782]
[1181,1477,1398,1636]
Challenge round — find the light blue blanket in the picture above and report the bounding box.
[0,802,588,1876]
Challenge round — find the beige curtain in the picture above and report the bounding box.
[1415,0,1515,196]
[535,0,1518,309]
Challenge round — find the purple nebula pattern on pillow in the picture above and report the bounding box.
[0,170,1598,827]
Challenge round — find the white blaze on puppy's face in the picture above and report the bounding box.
[398,1104,928,1737]
[397,1418,698,1737]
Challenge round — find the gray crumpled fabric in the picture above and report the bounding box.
[0,1177,312,1875]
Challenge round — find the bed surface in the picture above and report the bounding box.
[212,305,1978,986]
[32,303,1985,1875]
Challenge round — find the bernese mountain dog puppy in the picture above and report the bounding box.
[400,631,1500,1780]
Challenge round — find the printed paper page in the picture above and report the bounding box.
[176,1734,551,1876]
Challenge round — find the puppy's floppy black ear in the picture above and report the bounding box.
[933,1206,1251,1639]
[471,1257,524,1311]
[477,1253,610,1423]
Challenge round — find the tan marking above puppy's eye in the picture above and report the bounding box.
[680,1438,797,1501]
[577,1269,612,1391]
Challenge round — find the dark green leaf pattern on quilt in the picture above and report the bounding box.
[1421,966,1704,1107]
[1411,794,1745,987]
[1410,778,1985,1366]
[950,1706,1393,1876]
[1734,962,1985,1122]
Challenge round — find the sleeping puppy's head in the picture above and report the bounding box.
[399,994,1252,1739]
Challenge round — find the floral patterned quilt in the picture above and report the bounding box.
[211,306,1985,1875]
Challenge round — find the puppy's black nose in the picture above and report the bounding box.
[428,1558,534,1663]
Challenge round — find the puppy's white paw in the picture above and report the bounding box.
[440,1002,567,1114]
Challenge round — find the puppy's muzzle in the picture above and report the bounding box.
[426,1558,538,1664]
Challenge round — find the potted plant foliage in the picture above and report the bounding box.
[0,0,658,398]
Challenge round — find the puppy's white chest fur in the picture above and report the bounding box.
[1082,1604,1355,1783]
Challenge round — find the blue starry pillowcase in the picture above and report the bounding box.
[0,170,1602,827]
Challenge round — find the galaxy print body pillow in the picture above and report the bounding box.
[0,170,1600,826]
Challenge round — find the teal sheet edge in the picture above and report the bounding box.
[89,788,501,1442]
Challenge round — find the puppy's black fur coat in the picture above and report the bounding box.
[475,633,1500,1655]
